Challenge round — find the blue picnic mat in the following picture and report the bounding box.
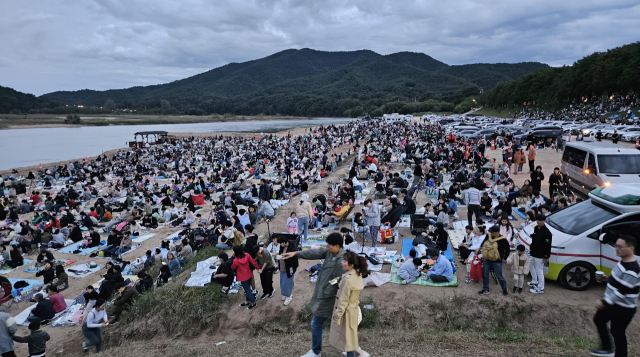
[58,241,107,255]
[402,238,454,263]
[402,239,415,257]
[8,278,43,294]
[513,209,527,219]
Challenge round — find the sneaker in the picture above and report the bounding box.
[109,320,118,325]
[464,273,470,278]
[266,291,274,298]
[284,296,293,306]
[221,289,229,295]
[465,279,475,284]
[478,290,490,295]
[502,290,509,296]
[400,280,409,285]
[530,287,544,294]
[359,351,370,357]
[82,341,88,352]
[590,348,614,356]
[527,281,538,287]
[247,303,257,310]
[300,350,321,357]
[282,296,287,301]
[239,302,251,307]
[518,288,523,294]
[512,286,517,293]
[260,293,269,300]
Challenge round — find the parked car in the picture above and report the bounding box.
[516,126,563,145]
[622,127,640,141]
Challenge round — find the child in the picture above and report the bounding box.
[12,319,51,357]
[286,212,298,234]
[398,258,423,285]
[506,244,530,293]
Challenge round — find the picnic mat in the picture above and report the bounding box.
[513,209,527,219]
[58,241,107,255]
[301,241,328,250]
[66,263,104,279]
[132,233,157,243]
[14,299,75,326]
[8,278,42,294]
[402,239,454,262]
[389,265,458,287]
[0,260,33,275]
[185,256,219,287]
[449,230,467,249]
[23,259,76,273]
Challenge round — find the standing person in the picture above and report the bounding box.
[296,193,315,243]
[255,242,276,300]
[530,166,544,194]
[287,212,299,234]
[81,299,108,353]
[506,244,530,294]
[591,235,639,357]
[12,319,50,357]
[231,245,260,310]
[329,251,371,357]
[528,214,552,294]
[527,144,536,173]
[281,233,345,357]
[277,237,298,306]
[548,167,564,198]
[464,182,482,227]
[362,199,380,248]
[0,312,17,357]
[477,225,510,296]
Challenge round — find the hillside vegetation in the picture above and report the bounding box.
[2,48,547,117]
[480,42,640,109]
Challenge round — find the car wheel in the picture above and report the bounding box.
[559,262,595,291]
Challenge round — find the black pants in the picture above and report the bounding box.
[459,246,472,261]
[429,275,449,283]
[467,204,481,227]
[528,160,535,172]
[260,268,275,294]
[593,303,635,357]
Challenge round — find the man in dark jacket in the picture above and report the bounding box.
[86,227,101,248]
[528,214,552,294]
[28,294,54,323]
[477,225,511,296]
[36,249,55,264]
[547,167,565,198]
[400,189,416,214]
[69,222,83,243]
[110,282,140,324]
[281,233,344,357]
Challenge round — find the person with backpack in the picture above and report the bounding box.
[527,214,552,294]
[477,225,511,296]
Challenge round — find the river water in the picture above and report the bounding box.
[0,118,352,170]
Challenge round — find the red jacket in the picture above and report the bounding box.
[49,293,67,313]
[30,194,40,204]
[231,254,259,282]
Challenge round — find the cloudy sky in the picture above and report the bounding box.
[1,0,638,96]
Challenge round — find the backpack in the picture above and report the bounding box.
[482,235,505,261]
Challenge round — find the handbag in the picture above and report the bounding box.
[469,255,483,281]
[379,222,393,239]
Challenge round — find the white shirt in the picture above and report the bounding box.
[368,163,377,172]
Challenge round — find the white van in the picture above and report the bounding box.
[560,142,640,195]
[517,184,640,290]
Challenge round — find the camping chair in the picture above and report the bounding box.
[0,282,17,310]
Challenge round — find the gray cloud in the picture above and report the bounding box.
[0,0,638,95]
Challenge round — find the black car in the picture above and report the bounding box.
[516,126,563,144]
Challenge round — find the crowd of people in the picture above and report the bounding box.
[0,115,637,356]
[513,94,639,123]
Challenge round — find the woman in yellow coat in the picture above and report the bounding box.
[329,251,371,357]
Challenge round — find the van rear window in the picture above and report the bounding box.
[562,147,587,168]
[597,155,640,174]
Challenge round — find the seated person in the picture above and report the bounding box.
[49,229,66,249]
[141,214,158,229]
[98,276,116,300]
[36,262,56,285]
[166,251,181,276]
[47,265,69,292]
[398,258,423,285]
[177,238,195,265]
[412,232,435,258]
[36,249,55,265]
[492,196,512,217]
[424,249,454,282]
[110,282,140,324]
[211,252,234,293]
[135,271,153,293]
[480,192,493,216]
[321,199,352,226]
[48,285,67,313]
[400,189,416,215]
[85,227,101,248]
[114,232,132,256]
[28,293,54,323]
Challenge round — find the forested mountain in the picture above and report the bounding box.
[2,48,549,116]
[480,42,640,108]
